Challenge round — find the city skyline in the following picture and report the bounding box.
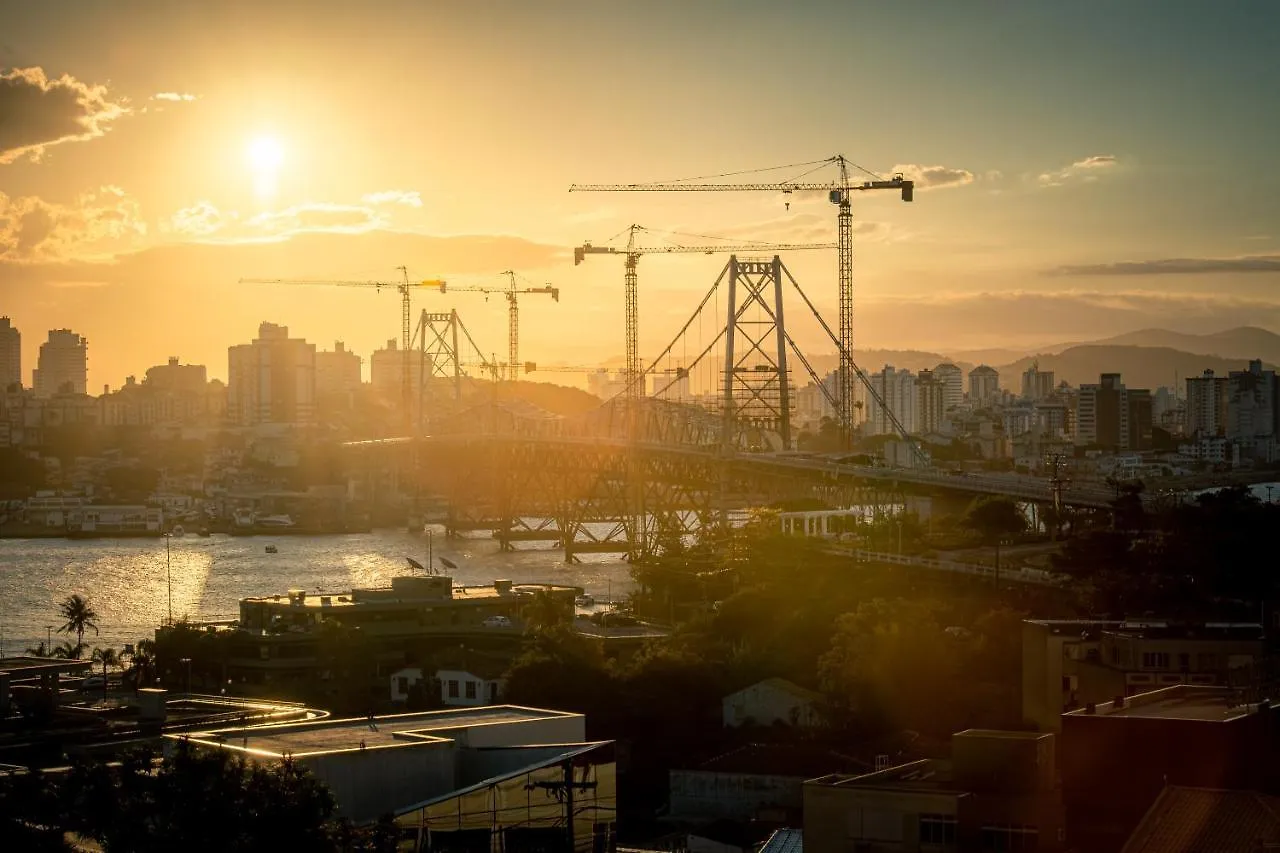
[3,1,1280,390]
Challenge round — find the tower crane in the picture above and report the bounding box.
[239,267,446,417]
[424,271,558,380]
[571,154,913,440]
[572,224,836,401]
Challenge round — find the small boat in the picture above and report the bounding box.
[198,527,210,537]
[575,595,595,607]
[170,525,185,538]
[257,514,295,529]
[265,545,278,554]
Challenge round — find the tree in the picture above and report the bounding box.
[91,647,119,702]
[58,594,99,651]
[962,496,1027,544]
[53,640,85,659]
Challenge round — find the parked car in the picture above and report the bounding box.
[80,676,105,691]
[482,615,513,628]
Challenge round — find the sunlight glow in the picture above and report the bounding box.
[245,135,285,198]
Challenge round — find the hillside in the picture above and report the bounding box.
[996,345,1276,390]
[1085,327,1280,362]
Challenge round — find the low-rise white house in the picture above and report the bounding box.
[722,678,823,729]
[389,661,506,707]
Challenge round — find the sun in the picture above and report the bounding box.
[245,135,285,197]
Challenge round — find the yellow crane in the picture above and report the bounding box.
[239,266,446,415]
[572,225,836,400]
[571,154,912,436]
[426,271,558,380]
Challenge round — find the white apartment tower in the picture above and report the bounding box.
[916,369,946,435]
[33,328,88,397]
[867,365,917,436]
[0,316,19,389]
[932,363,964,411]
[1021,362,1056,401]
[316,341,363,395]
[968,365,1000,406]
[227,322,317,426]
[1185,369,1228,437]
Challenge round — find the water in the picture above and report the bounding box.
[0,528,635,656]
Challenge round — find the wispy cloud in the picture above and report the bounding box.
[0,186,147,262]
[891,163,975,190]
[1037,154,1120,188]
[166,201,229,237]
[362,190,422,208]
[1050,255,1280,276]
[152,92,197,102]
[0,67,128,164]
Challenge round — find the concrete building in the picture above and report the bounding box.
[915,370,946,436]
[0,316,19,389]
[1021,619,1264,732]
[968,365,999,407]
[1033,400,1070,438]
[177,705,617,841]
[587,369,629,402]
[649,369,692,401]
[867,365,916,436]
[932,363,963,412]
[370,338,427,400]
[1185,368,1229,437]
[144,357,207,394]
[1021,363,1055,402]
[1227,359,1278,457]
[1075,373,1152,451]
[723,678,824,729]
[315,340,363,396]
[805,730,1062,853]
[227,322,316,426]
[33,328,88,397]
[670,743,864,823]
[1061,685,1280,853]
[1121,786,1280,852]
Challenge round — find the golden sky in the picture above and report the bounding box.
[2,0,1279,388]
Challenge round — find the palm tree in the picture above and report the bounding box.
[53,639,85,659]
[92,646,119,701]
[128,639,156,694]
[58,594,100,651]
[25,641,50,656]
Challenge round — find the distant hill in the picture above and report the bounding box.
[488,381,603,415]
[996,345,1277,390]
[1083,327,1280,362]
[947,347,1032,368]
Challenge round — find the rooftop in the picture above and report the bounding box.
[0,656,93,676]
[243,576,580,610]
[1065,685,1268,722]
[694,743,866,778]
[809,759,960,794]
[1121,786,1280,853]
[1029,619,1264,642]
[180,704,579,758]
[758,829,804,853]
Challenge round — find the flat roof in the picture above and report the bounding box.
[180,704,580,758]
[1064,685,1263,722]
[809,759,962,794]
[0,656,93,675]
[245,582,579,609]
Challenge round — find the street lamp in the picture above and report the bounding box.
[180,657,192,696]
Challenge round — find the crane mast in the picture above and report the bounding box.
[571,155,913,443]
[574,225,837,404]
[427,272,558,380]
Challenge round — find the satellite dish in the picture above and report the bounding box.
[406,557,425,573]
[439,557,459,571]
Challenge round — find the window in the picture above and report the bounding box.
[1142,651,1170,669]
[1178,652,1190,671]
[919,814,957,845]
[980,825,1038,852]
[465,680,477,699]
[397,677,409,695]
[448,679,459,698]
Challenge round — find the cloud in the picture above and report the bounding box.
[166,201,229,237]
[1038,154,1119,187]
[1050,255,1280,276]
[362,190,423,208]
[0,186,147,262]
[152,92,197,102]
[0,67,128,164]
[890,163,975,190]
[244,203,385,236]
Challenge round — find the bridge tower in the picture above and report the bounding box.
[721,255,793,450]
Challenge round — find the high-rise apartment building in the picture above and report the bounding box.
[316,341,363,396]
[0,317,19,389]
[932,362,963,412]
[227,322,316,426]
[1021,363,1056,401]
[1075,373,1151,450]
[968,365,999,406]
[916,369,946,435]
[1185,369,1229,437]
[370,339,427,400]
[867,365,916,436]
[144,357,208,394]
[33,328,88,397]
[1226,360,1277,445]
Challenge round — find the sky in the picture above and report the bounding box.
[2,0,1279,389]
